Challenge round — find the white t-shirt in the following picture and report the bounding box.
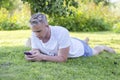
[31,26,84,58]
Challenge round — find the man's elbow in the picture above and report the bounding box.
[58,57,68,62]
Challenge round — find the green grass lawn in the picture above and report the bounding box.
[0,30,120,80]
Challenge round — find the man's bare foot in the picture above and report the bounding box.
[84,37,89,44]
[103,46,116,54]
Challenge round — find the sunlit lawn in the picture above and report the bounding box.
[0,30,120,80]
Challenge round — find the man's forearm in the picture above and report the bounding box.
[42,55,67,62]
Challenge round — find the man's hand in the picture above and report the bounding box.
[25,50,44,61]
[25,46,69,62]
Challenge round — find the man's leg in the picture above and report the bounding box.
[92,45,116,55]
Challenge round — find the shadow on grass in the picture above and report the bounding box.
[0,46,30,58]
[0,46,30,66]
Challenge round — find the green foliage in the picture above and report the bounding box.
[113,22,120,33]
[81,0,111,6]
[21,0,78,17]
[93,0,110,5]
[0,21,20,30]
[50,14,111,32]
[0,5,30,30]
[0,0,16,11]
[49,2,113,32]
[0,0,119,31]
[0,0,22,16]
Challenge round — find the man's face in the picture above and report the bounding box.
[31,23,48,40]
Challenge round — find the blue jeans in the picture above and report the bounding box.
[73,38,93,57]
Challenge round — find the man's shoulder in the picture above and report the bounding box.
[50,25,69,32]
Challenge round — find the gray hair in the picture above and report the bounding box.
[29,13,48,27]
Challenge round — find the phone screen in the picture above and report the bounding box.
[24,52,32,55]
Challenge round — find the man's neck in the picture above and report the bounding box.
[42,27,51,43]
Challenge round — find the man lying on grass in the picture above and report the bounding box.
[25,12,116,62]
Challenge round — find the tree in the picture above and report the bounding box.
[93,0,110,5]
[21,0,78,17]
[0,0,22,16]
[81,0,111,6]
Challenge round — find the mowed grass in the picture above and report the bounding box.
[0,30,120,80]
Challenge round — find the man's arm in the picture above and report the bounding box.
[42,47,69,62]
[25,47,70,62]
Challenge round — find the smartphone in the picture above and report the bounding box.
[24,51,32,55]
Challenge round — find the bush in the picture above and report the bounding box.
[0,21,19,30]
[0,4,30,30]
[0,20,29,30]
[113,22,120,33]
[84,16,111,31]
[0,1,119,32]
[49,2,113,32]
[49,11,112,32]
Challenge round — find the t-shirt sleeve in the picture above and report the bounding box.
[58,28,71,49]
